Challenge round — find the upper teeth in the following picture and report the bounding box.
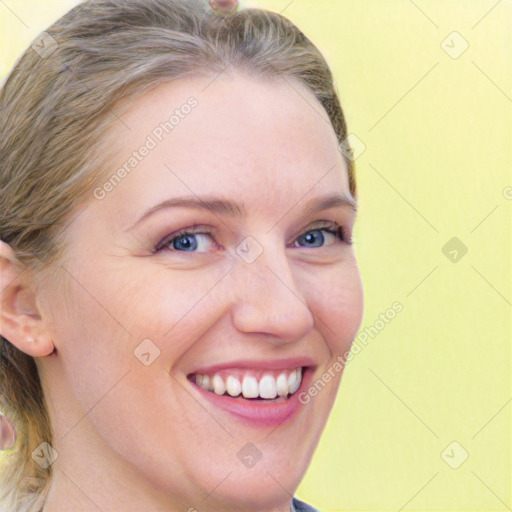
[193,368,303,400]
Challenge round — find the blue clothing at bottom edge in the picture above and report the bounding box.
[291,496,321,512]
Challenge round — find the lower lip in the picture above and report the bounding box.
[188,367,313,427]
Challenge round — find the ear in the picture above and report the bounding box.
[0,240,55,357]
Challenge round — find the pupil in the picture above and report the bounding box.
[175,235,197,251]
[303,231,323,247]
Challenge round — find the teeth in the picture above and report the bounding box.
[241,376,259,398]
[288,369,300,394]
[259,374,277,399]
[226,375,242,397]
[212,374,226,395]
[201,374,212,391]
[196,374,212,391]
[276,372,288,397]
[193,367,303,400]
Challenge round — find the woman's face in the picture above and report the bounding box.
[37,73,364,511]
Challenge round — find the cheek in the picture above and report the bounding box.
[58,307,132,412]
[44,265,139,410]
[302,262,364,350]
[97,263,231,364]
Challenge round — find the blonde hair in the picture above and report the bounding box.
[0,0,356,510]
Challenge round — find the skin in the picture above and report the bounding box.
[209,0,238,15]
[0,415,16,450]
[0,73,364,512]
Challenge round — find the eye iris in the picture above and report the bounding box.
[300,230,324,247]
[174,234,197,251]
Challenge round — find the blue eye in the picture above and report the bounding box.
[155,227,215,253]
[171,234,201,252]
[154,222,352,254]
[293,223,352,248]
[294,228,338,248]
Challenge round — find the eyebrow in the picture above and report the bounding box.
[126,192,357,231]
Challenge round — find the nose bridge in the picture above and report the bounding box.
[229,234,315,340]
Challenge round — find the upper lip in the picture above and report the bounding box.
[188,356,318,375]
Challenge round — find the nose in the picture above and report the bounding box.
[229,237,315,342]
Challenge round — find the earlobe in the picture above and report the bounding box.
[0,240,55,358]
[20,333,55,357]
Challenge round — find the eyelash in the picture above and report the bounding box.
[153,221,353,254]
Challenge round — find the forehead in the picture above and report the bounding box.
[100,73,350,224]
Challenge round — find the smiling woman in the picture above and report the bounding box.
[0,1,363,512]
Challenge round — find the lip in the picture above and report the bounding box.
[186,365,315,427]
[188,356,318,375]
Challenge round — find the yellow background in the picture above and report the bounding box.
[1,1,510,511]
